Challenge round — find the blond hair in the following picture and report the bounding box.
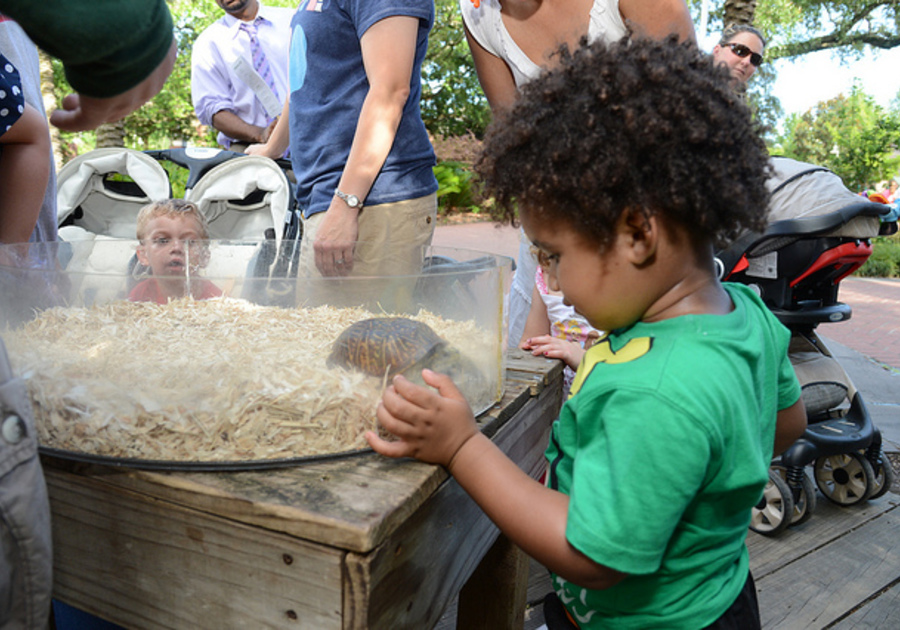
[135,199,210,241]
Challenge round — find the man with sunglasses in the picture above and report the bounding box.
[713,24,765,86]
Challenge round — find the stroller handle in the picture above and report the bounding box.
[145,148,247,191]
[761,200,891,240]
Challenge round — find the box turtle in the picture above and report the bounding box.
[328,317,475,382]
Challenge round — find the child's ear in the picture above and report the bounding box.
[618,208,658,265]
[135,245,150,267]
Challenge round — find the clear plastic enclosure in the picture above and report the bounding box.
[0,240,510,469]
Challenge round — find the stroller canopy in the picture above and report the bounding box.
[56,148,171,238]
[185,153,289,247]
[767,157,883,238]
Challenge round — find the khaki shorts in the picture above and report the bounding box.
[296,193,437,311]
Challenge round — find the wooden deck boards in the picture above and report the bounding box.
[437,477,900,629]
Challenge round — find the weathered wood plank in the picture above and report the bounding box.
[436,554,555,630]
[456,534,530,630]
[747,493,900,578]
[830,578,900,629]
[47,467,345,630]
[42,453,442,554]
[756,502,900,629]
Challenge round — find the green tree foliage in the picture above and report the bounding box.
[774,84,900,190]
[421,0,491,138]
[696,0,900,137]
[50,0,490,153]
[703,0,900,64]
[46,0,900,160]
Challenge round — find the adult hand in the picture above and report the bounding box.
[49,40,177,132]
[366,370,479,468]
[259,118,279,144]
[313,201,359,277]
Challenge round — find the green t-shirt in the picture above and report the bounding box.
[545,283,801,629]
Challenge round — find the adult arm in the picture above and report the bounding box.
[246,98,291,158]
[463,23,519,112]
[50,41,175,132]
[211,110,276,145]
[1,0,176,131]
[0,103,50,244]
[312,15,420,277]
[619,0,696,42]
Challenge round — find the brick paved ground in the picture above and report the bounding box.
[823,277,900,370]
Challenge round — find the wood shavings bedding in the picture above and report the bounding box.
[3,297,494,463]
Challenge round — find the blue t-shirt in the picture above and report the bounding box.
[289,0,438,219]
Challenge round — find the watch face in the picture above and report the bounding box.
[347,195,360,207]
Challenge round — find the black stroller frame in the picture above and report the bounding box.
[717,158,898,535]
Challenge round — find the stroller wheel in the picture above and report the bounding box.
[750,469,794,536]
[813,453,875,506]
[868,450,896,500]
[772,465,816,526]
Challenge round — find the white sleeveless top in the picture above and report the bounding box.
[459,0,628,88]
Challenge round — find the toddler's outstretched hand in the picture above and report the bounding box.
[366,369,478,468]
[521,335,586,370]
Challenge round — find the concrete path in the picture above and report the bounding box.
[434,221,900,449]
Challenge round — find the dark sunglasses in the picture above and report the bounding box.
[724,43,763,67]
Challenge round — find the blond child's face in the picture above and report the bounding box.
[136,215,208,277]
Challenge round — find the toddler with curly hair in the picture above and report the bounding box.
[367,36,807,629]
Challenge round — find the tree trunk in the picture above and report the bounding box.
[38,51,66,169]
[722,0,757,29]
[95,120,126,148]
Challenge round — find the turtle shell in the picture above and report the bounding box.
[327,317,447,378]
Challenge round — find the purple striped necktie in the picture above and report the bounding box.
[240,19,278,104]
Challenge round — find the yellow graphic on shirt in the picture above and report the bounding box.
[569,335,653,397]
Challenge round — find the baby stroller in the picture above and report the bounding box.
[717,157,898,536]
[55,147,299,304]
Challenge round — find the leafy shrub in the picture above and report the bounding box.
[434,160,483,214]
[856,236,900,277]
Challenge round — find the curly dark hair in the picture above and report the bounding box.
[477,36,772,252]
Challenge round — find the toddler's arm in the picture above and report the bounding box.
[774,398,807,455]
[366,370,627,591]
[0,103,50,245]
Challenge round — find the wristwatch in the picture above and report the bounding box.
[334,189,363,209]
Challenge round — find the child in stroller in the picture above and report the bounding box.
[717,156,898,535]
[130,199,222,304]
